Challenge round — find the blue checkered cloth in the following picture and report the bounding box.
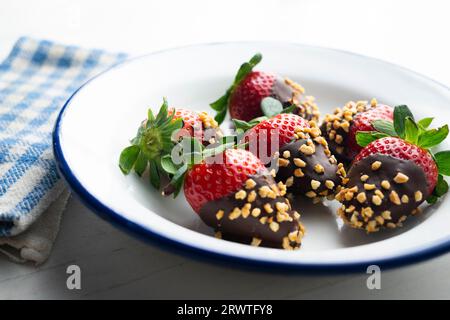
[0,37,127,237]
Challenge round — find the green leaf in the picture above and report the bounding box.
[214,108,227,124]
[427,194,438,204]
[417,125,449,149]
[202,142,235,158]
[261,97,283,117]
[170,163,188,197]
[119,145,140,174]
[418,117,433,129]
[147,108,155,126]
[134,151,148,176]
[355,131,389,147]
[154,97,169,126]
[210,94,228,112]
[281,104,296,114]
[435,174,449,197]
[209,53,262,124]
[160,154,178,175]
[404,117,419,144]
[372,119,397,136]
[393,105,414,138]
[149,159,161,190]
[434,150,450,176]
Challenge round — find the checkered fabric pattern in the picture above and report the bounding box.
[0,37,127,237]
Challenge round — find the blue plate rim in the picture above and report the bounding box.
[52,41,450,272]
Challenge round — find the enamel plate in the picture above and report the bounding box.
[53,42,450,271]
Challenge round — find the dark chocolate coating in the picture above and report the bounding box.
[198,173,304,249]
[320,121,352,164]
[276,139,344,200]
[271,77,319,122]
[337,154,428,232]
[271,76,295,104]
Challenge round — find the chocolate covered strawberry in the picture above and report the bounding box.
[320,99,393,164]
[336,105,450,232]
[237,113,346,200]
[170,145,305,249]
[118,98,221,190]
[210,53,319,124]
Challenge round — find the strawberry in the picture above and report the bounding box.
[210,53,319,124]
[321,99,393,164]
[236,114,346,200]
[336,105,450,232]
[118,98,221,190]
[170,145,305,249]
[240,113,310,158]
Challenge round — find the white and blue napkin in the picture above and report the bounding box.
[0,37,127,264]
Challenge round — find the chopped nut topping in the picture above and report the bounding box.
[264,203,273,213]
[269,221,280,232]
[299,144,314,155]
[372,195,382,206]
[360,175,369,182]
[282,150,291,159]
[216,210,224,220]
[305,191,317,198]
[215,231,222,239]
[235,190,247,200]
[335,134,343,144]
[401,195,409,203]
[374,189,384,199]
[247,190,257,202]
[245,179,256,189]
[336,146,344,154]
[293,158,306,167]
[275,201,289,212]
[278,158,289,167]
[325,180,335,190]
[382,210,392,220]
[242,203,251,218]
[314,164,325,174]
[285,176,294,187]
[294,168,304,177]
[259,216,268,224]
[282,237,292,250]
[356,192,367,203]
[229,207,241,220]
[414,191,423,202]
[311,180,321,190]
[386,222,396,229]
[361,206,374,218]
[389,190,401,205]
[345,205,355,213]
[364,183,376,190]
[344,191,354,201]
[381,180,390,190]
[371,161,382,171]
[250,237,262,247]
[251,208,261,217]
[394,172,409,183]
[258,186,271,198]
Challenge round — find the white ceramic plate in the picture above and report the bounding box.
[53,42,450,271]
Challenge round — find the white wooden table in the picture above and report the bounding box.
[1,0,450,299]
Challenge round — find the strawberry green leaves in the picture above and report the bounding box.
[427,174,449,204]
[119,145,141,174]
[118,98,184,191]
[393,105,414,139]
[372,120,397,137]
[434,151,450,176]
[417,124,449,149]
[357,105,449,150]
[355,131,389,147]
[210,53,262,124]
